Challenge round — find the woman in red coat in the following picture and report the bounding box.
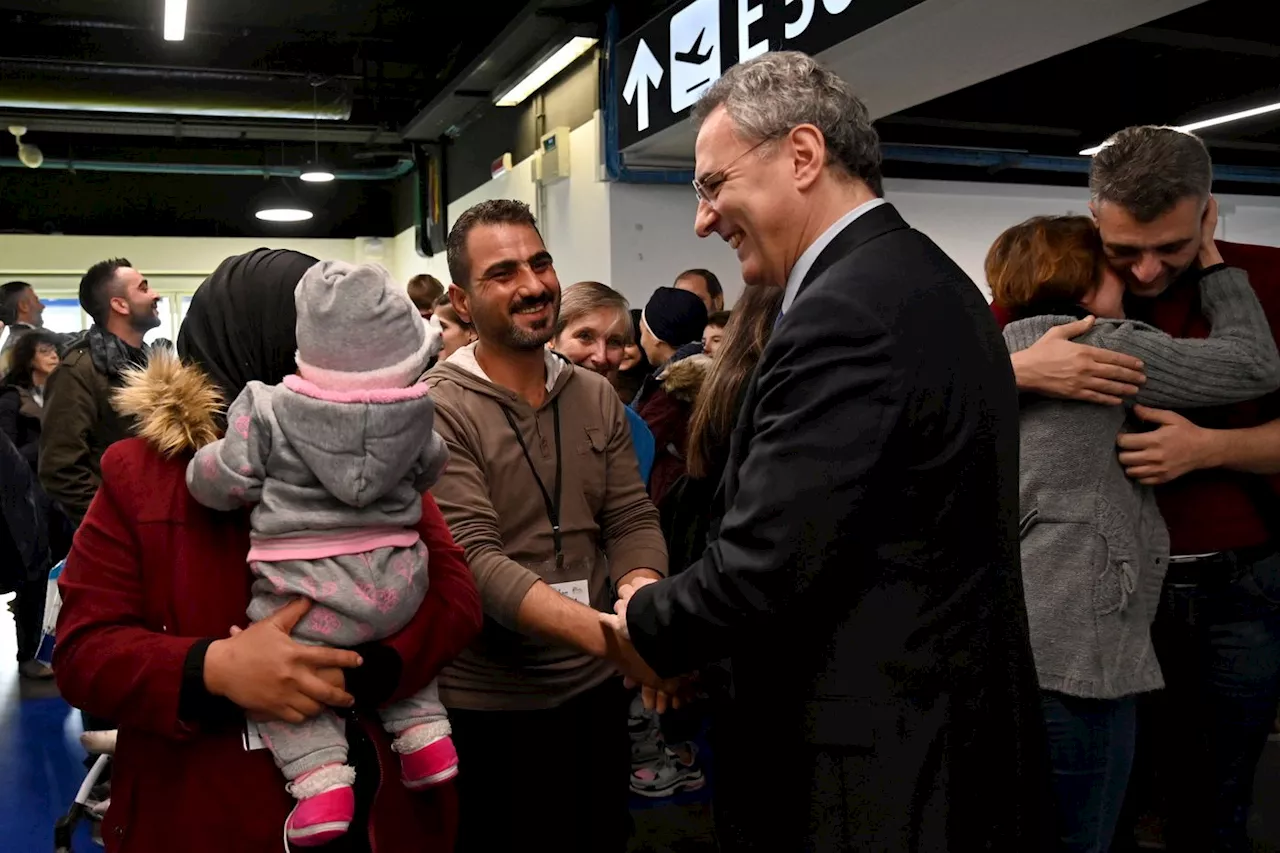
[53,249,483,853]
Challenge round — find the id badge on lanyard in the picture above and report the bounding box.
[536,556,594,607]
[503,399,587,605]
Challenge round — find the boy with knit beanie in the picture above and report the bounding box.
[186,260,455,847]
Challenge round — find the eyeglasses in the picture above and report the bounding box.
[691,135,780,206]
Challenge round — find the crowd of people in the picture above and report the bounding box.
[2,48,1279,853]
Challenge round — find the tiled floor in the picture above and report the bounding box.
[2,592,1275,853]
[0,594,97,853]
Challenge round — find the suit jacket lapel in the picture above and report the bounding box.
[721,205,909,532]
[796,203,910,302]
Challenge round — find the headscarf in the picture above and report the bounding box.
[177,249,318,402]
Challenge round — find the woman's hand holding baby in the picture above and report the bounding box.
[205,598,362,724]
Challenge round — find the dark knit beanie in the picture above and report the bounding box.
[642,287,708,347]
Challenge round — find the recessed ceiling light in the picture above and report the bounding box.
[164,0,187,41]
[255,207,313,222]
[300,169,335,183]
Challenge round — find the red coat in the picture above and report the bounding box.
[54,435,483,853]
[633,354,710,509]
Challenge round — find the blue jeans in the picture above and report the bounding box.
[1042,691,1138,852]
[1140,550,1280,853]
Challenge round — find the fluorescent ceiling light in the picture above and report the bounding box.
[300,169,335,183]
[164,0,187,41]
[495,37,598,107]
[1080,98,1280,156]
[1179,100,1280,133]
[256,207,313,222]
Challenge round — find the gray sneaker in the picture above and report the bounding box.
[627,692,652,734]
[630,722,665,769]
[630,746,705,798]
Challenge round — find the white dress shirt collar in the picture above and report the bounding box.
[781,198,887,315]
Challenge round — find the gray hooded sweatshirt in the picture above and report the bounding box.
[1002,266,1280,699]
[187,373,448,562]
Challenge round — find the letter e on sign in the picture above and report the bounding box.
[738,0,768,62]
[669,0,722,114]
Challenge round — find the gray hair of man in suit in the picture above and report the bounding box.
[693,51,883,196]
[689,51,883,290]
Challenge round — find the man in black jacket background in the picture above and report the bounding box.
[1,428,58,679]
[604,51,1047,851]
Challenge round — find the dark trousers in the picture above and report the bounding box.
[13,570,47,662]
[708,700,952,853]
[1042,691,1137,853]
[1123,551,1280,853]
[708,700,771,853]
[448,678,631,853]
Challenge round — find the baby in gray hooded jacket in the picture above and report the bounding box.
[187,259,453,848]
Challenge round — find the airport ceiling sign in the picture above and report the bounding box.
[617,0,925,149]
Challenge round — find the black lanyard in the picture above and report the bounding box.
[502,399,564,569]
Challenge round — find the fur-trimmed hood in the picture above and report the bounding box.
[658,353,712,404]
[112,349,225,458]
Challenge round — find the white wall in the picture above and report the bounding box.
[886,180,1091,299]
[390,153,536,288]
[544,118,614,289]
[385,133,1280,310]
[608,182,743,309]
[885,179,1280,298]
[391,118,612,291]
[0,234,366,292]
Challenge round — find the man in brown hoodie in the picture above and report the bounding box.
[426,199,669,853]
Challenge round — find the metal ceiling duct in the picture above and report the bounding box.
[0,156,414,180]
[0,111,400,144]
[0,58,354,121]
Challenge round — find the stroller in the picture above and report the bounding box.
[42,559,117,852]
[54,732,115,853]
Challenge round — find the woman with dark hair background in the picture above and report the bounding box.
[629,286,782,810]
[670,286,783,571]
[1,328,67,679]
[0,329,61,468]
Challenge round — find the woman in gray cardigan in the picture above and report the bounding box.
[987,214,1280,853]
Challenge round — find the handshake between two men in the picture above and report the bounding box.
[600,576,696,714]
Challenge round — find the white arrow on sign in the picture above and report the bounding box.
[623,38,663,132]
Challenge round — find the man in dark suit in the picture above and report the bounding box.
[603,51,1047,851]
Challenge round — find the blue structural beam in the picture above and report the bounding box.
[602,5,696,185]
